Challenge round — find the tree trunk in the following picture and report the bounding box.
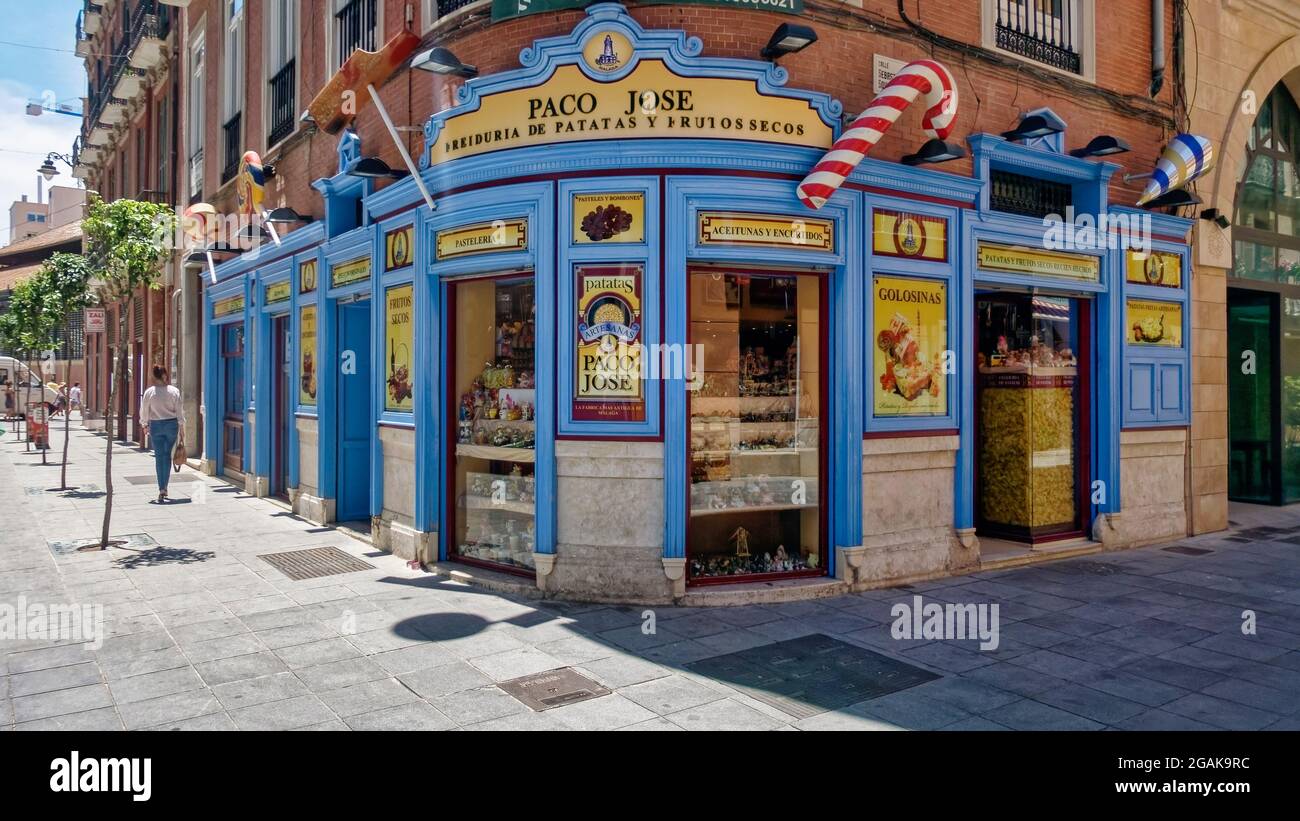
[23,350,32,452]
[99,304,128,550]
[60,383,71,489]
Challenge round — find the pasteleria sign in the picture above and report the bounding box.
[976,242,1100,282]
[421,6,837,169]
[436,219,528,260]
[1126,249,1183,288]
[698,211,834,252]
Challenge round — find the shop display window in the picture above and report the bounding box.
[450,276,538,573]
[975,293,1083,541]
[687,270,825,582]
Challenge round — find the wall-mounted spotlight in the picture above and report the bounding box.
[1001,114,1063,142]
[1069,135,1131,158]
[346,156,409,179]
[761,23,818,60]
[1142,189,1201,209]
[1200,208,1231,229]
[411,47,478,78]
[265,207,314,224]
[901,138,967,166]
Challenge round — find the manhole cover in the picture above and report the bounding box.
[1162,545,1214,556]
[685,633,940,720]
[499,667,610,711]
[124,474,202,485]
[258,546,374,580]
[47,532,157,555]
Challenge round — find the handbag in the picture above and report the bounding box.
[172,441,187,472]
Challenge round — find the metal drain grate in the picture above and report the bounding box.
[499,667,611,711]
[258,546,374,580]
[686,633,940,720]
[1162,545,1214,556]
[125,474,202,485]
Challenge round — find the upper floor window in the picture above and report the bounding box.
[423,0,481,31]
[188,30,206,202]
[1234,84,1300,283]
[265,0,298,147]
[983,0,1094,81]
[333,0,377,70]
[222,0,245,183]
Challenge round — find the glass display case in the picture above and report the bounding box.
[450,276,537,573]
[975,292,1083,541]
[687,270,824,582]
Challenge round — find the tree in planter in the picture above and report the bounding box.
[82,196,177,550]
[0,275,60,454]
[34,253,93,488]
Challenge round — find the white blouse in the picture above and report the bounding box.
[141,384,184,425]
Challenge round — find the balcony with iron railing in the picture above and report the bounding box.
[994,0,1082,75]
[267,58,296,147]
[222,113,242,183]
[335,0,377,68]
[431,0,481,21]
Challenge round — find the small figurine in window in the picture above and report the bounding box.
[730,527,751,557]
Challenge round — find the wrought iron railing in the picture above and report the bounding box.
[268,58,296,147]
[334,0,377,66]
[221,112,242,183]
[994,0,1082,75]
[989,169,1073,220]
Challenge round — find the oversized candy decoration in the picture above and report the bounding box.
[798,60,959,210]
[180,202,217,248]
[1135,133,1215,206]
[236,151,266,217]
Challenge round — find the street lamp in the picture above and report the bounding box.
[38,152,73,181]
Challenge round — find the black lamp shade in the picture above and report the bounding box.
[1142,189,1202,209]
[347,156,409,179]
[1002,114,1063,141]
[1069,135,1131,157]
[411,47,478,78]
[902,138,967,166]
[761,23,818,58]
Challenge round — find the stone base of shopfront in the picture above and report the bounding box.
[1094,427,1190,548]
[854,435,977,586]
[374,519,436,564]
[544,440,673,603]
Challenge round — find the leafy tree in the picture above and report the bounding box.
[0,274,60,453]
[33,253,93,488]
[82,195,177,549]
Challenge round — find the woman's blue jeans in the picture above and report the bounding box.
[150,418,179,493]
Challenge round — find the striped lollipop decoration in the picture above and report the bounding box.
[798,60,959,210]
[1135,134,1214,206]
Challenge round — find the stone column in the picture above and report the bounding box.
[1190,222,1230,533]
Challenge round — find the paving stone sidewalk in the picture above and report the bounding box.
[2,419,1299,731]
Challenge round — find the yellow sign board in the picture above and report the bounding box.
[425,61,832,166]
[213,295,244,318]
[1126,250,1183,288]
[299,305,317,405]
[266,281,291,305]
[384,284,414,412]
[977,243,1100,282]
[331,257,371,288]
[574,265,644,422]
[300,259,318,293]
[872,275,948,417]
[385,225,414,271]
[698,212,834,252]
[435,218,528,260]
[1128,298,1183,347]
[573,191,645,244]
[872,210,947,262]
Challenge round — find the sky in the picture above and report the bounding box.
[0,0,88,248]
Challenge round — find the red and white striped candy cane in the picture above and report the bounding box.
[797,60,959,210]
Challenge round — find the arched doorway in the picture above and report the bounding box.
[1228,82,1300,503]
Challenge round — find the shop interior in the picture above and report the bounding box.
[687,269,825,583]
[450,275,538,574]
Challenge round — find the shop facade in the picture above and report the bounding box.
[202,5,1194,603]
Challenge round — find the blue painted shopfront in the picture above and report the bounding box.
[202,3,1192,590]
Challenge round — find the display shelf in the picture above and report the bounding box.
[470,417,536,428]
[690,502,817,517]
[456,444,536,462]
[464,495,535,515]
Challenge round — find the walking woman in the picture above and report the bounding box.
[141,364,184,503]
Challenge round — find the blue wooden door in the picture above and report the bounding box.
[336,301,372,522]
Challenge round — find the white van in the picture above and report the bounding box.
[0,356,62,417]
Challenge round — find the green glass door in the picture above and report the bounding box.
[1227,290,1276,503]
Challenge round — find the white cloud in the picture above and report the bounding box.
[0,78,84,249]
